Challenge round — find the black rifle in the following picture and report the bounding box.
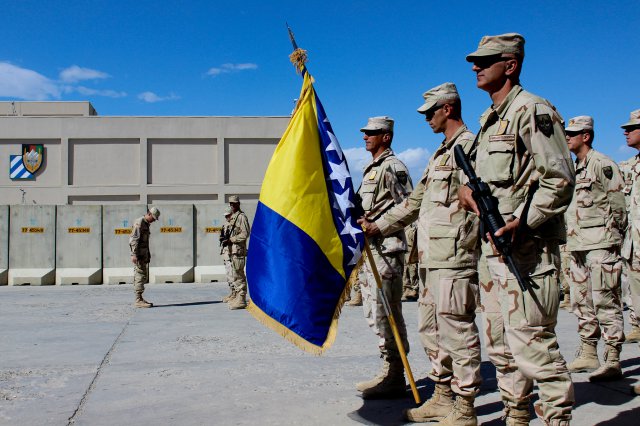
[219,226,232,247]
[454,144,529,292]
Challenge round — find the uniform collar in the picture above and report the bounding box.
[479,85,524,127]
[575,148,594,170]
[435,124,469,156]
[364,148,394,172]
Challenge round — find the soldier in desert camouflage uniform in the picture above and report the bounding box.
[361,84,482,425]
[459,33,575,424]
[563,116,627,381]
[619,109,640,396]
[220,207,236,303]
[619,156,640,343]
[402,223,419,301]
[355,116,412,399]
[129,207,160,308]
[224,195,251,310]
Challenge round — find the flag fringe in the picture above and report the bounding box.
[246,256,364,356]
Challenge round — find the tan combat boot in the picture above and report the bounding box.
[589,345,623,382]
[134,295,152,308]
[347,289,362,306]
[437,395,477,426]
[567,342,600,373]
[229,293,247,310]
[357,359,406,399]
[222,288,236,303]
[558,292,571,310]
[625,325,640,343]
[503,406,530,426]
[404,382,454,422]
[401,288,418,302]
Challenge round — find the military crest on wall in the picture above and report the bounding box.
[22,144,44,173]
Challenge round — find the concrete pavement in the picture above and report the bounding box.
[1,283,639,425]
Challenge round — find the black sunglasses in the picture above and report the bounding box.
[363,130,386,136]
[565,131,584,137]
[472,55,513,69]
[425,104,445,120]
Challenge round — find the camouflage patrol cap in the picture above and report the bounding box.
[417,82,460,114]
[466,33,525,61]
[149,207,160,220]
[621,109,640,129]
[565,116,594,132]
[229,195,240,203]
[360,116,394,133]
[224,207,233,216]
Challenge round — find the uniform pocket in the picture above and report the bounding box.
[429,225,458,263]
[430,169,453,204]
[437,276,478,316]
[485,140,514,183]
[522,265,559,327]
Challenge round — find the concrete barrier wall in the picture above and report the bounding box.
[102,205,147,284]
[0,206,7,285]
[2,203,255,285]
[56,205,102,285]
[9,205,56,285]
[149,204,194,283]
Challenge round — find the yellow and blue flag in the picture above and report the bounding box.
[246,71,364,354]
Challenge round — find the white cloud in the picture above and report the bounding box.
[74,86,126,98]
[397,147,430,169]
[59,65,110,83]
[0,62,60,100]
[618,144,636,158]
[207,63,258,76]
[138,91,180,103]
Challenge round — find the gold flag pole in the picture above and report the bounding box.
[362,235,421,405]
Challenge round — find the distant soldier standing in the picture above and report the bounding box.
[619,156,640,343]
[130,207,160,308]
[362,84,482,424]
[224,195,251,310]
[459,33,575,423]
[402,223,419,301]
[220,207,236,303]
[563,116,627,381]
[355,116,412,399]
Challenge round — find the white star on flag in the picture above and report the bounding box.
[347,242,362,266]
[324,122,344,161]
[328,158,350,189]
[340,217,361,243]
[333,187,354,216]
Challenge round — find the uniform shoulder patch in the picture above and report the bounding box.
[602,165,613,179]
[535,114,553,138]
[396,170,408,185]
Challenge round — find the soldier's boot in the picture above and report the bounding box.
[357,359,406,399]
[222,288,237,303]
[567,341,600,373]
[134,294,152,308]
[401,288,418,301]
[347,289,363,306]
[625,325,640,343]
[436,395,477,426]
[589,345,623,382]
[558,292,571,310]
[404,382,454,422]
[229,292,247,310]
[502,406,530,426]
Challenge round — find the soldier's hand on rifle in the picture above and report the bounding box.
[357,217,380,237]
[492,216,520,244]
[458,186,480,216]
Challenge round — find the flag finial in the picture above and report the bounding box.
[286,24,308,74]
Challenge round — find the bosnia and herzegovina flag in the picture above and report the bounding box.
[246,71,364,354]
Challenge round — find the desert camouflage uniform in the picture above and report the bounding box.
[358,148,412,361]
[227,210,251,297]
[559,244,571,303]
[220,219,233,287]
[376,126,482,397]
[130,216,151,297]
[473,85,575,423]
[566,149,626,350]
[622,155,640,335]
[620,158,639,329]
[402,223,419,296]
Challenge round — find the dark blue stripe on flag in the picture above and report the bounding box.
[247,202,345,347]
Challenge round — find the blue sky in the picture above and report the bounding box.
[1,1,638,184]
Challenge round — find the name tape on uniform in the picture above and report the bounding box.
[160,226,182,233]
[114,228,132,235]
[21,227,44,233]
[68,227,91,233]
[205,226,223,233]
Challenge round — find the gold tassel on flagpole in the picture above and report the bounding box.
[289,48,308,74]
